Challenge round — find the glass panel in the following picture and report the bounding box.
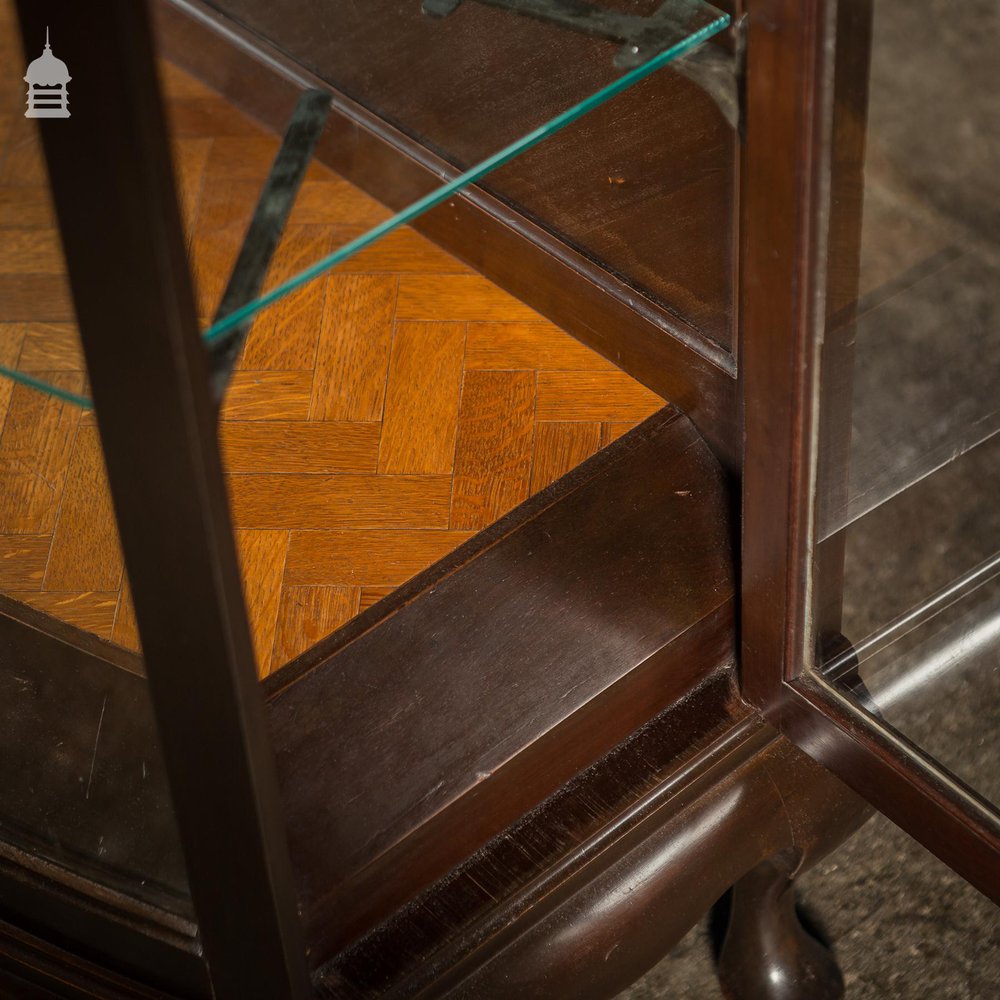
[0,17,190,918]
[204,0,729,346]
[831,559,1000,807]
[0,0,729,404]
[206,0,737,348]
[205,98,669,678]
[812,0,1000,808]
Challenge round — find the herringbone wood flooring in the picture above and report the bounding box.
[0,19,663,675]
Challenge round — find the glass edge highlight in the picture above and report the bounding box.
[203,10,731,345]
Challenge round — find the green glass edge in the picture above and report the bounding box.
[203,7,730,344]
[0,367,93,408]
[0,6,730,407]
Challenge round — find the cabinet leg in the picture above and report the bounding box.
[717,853,843,1000]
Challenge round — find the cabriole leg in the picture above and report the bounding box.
[718,852,843,1000]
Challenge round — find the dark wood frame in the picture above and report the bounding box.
[13,2,310,996]
[739,0,1000,902]
[2,0,997,996]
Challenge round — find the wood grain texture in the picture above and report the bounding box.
[465,321,617,372]
[0,375,83,534]
[220,371,313,421]
[43,425,123,591]
[269,409,736,961]
[16,323,84,371]
[0,186,54,228]
[193,179,260,240]
[377,322,465,475]
[238,226,332,371]
[531,421,602,493]
[270,585,359,671]
[202,134,331,185]
[450,370,535,531]
[332,227,471,274]
[310,275,396,422]
[228,475,452,530]
[154,0,740,471]
[165,95,267,139]
[396,275,542,323]
[190,226,245,316]
[535,371,663,422]
[359,585,395,612]
[601,420,641,447]
[0,229,64,273]
[220,421,379,475]
[0,323,24,424]
[284,530,474,587]
[0,116,44,189]
[0,53,668,683]
[8,590,117,639]
[235,529,288,675]
[0,274,73,321]
[0,535,49,589]
[170,137,211,236]
[287,181,390,229]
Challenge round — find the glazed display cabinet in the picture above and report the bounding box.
[0,1,995,997]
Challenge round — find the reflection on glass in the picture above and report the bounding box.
[2,0,729,404]
[0,635,192,916]
[830,562,1000,807]
[203,1,728,346]
[813,0,1000,807]
[0,26,190,916]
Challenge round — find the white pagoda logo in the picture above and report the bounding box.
[24,28,71,119]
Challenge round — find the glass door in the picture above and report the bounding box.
[811,0,1000,807]
[741,0,1000,902]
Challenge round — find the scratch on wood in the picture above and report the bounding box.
[85,695,107,800]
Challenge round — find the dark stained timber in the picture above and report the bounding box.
[266,408,736,962]
[154,0,740,468]
[422,0,712,69]
[13,2,311,997]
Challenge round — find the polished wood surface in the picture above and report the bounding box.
[739,0,1000,901]
[739,0,830,707]
[0,28,662,676]
[267,407,736,963]
[169,0,738,350]
[718,854,843,1000]
[0,607,869,1000]
[314,697,867,1000]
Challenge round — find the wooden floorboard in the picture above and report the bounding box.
[0,38,665,676]
[450,370,536,532]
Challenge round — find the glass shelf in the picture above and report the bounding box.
[0,0,729,406]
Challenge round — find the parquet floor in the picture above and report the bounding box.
[0,13,663,676]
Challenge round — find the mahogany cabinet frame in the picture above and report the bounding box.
[1,0,995,996]
[739,0,1000,901]
[12,2,312,996]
